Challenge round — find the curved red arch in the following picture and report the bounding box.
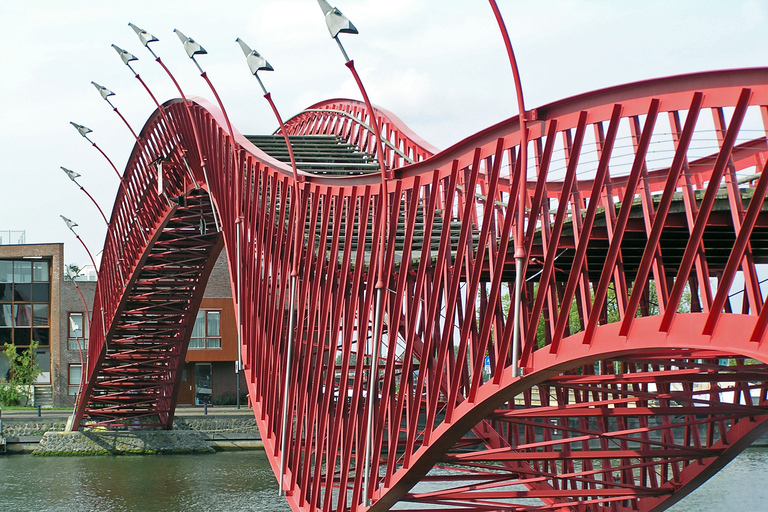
[76,68,768,511]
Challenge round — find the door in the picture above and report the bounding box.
[35,348,50,384]
[178,364,195,405]
[194,363,212,405]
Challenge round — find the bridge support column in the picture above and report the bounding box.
[279,274,298,496]
[364,286,385,506]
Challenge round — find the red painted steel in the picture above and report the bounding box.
[74,68,768,512]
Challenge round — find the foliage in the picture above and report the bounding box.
[64,264,81,281]
[0,382,19,406]
[0,340,42,406]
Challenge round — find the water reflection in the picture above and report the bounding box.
[0,451,290,512]
[667,448,768,512]
[0,449,766,511]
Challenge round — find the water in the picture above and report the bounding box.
[0,449,766,511]
[667,448,768,512]
[0,451,289,512]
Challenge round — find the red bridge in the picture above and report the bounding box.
[71,64,768,511]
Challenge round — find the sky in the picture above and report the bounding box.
[1,0,767,270]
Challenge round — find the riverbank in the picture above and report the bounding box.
[0,406,263,454]
[4,406,768,455]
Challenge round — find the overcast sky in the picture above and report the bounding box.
[1,0,766,269]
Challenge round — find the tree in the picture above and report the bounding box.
[0,340,42,406]
[64,264,81,281]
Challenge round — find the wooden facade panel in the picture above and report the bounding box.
[186,297,237,362]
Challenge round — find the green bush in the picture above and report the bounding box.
[1,340,42,406]
[0,382,21,406]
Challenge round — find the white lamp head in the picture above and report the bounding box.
[128,23,158,47]
[70,122,92,138]
[61,167,81,184]
[60,215,78,232]
[235,38,274,76]
[111,44,138,66]
[91,82,115,101]
[317,0,358,38]
[173,29,207,58]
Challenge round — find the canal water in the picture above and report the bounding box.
[0,448,766,511]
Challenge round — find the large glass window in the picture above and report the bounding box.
[33,261,49,282]
[0,304,11,326]
[68,312,88,351]
[32,304,48,326]
[14,304,31,326]
[14,261,31,283]
[0,259,51,346]
[68,364,82,395]
[189,310,222,349]
[0,261,12,283]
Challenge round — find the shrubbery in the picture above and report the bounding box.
[0,340,42,406]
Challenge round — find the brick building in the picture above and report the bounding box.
[0,243,64,406]
[175,251,247,406]
[1,241,243,408]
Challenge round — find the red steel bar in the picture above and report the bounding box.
[73,63,768,512]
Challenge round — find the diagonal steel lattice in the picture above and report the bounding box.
[72,68,768,512]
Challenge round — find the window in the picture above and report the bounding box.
[68,312,88,351]
[189,310,221,349]
[0,259,50,346]
[68,364,82,395]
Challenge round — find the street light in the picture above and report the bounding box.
[316,1,389,505]
[127,24,219,230]
[60,216,99,275]
[172,28,239,167]
[488,0,528,380]
[172,29,206,72]
[69,122,123,182]
[318,0,358,60]
[91,81,139,141]
[173,29,239,178]
[64,265,90,431]
[60,167,109,225]
[235,39,300,184]
[111,43,166,119]
[60,215,107,343]
[171,27,248,408]
[236,37,303,496]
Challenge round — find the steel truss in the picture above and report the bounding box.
[75,70,768,511]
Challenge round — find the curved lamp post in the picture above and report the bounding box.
[91,81,139,141]
[64,265,90,431]
[60,215,106,343]
[235,37,303,496]
[111,43,171,127]
[488,0,528,379]
[316,1,389,504]
[60,167,109,225]
[69,122,123,182]
[171,28,238,218]
[127,24,220,231]
[171,27,249,413]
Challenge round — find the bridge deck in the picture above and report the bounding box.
[252,135,768,280]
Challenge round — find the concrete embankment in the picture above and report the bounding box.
[3,407,767,454]
[34,430,215,455]
[1,407,262,454]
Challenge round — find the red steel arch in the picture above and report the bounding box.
[75,68,768,512]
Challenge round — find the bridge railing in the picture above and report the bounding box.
[85,100,210,376]
[78,67,768,511]
[284,99,439,170]
[274,69,768,509]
